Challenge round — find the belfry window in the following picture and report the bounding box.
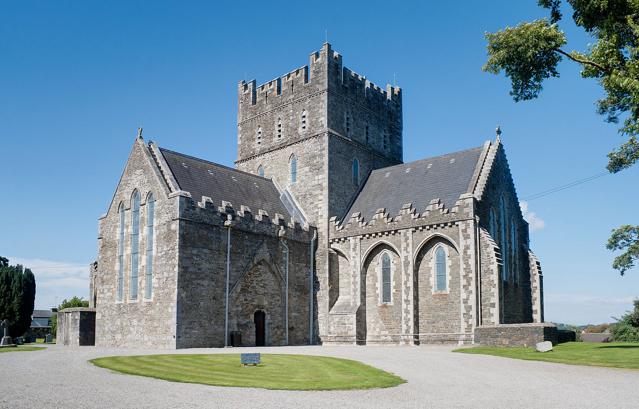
[256,126,262,144]
[145,193,155,299]
[130,190,141,300]
[381,253,391,303]
[435,246,447,291]
[257,165,265,177]
[117,203,125,301]
[290,154,297,184]
[277,118,282,139]
[301,110,307,131]
[352,158,360,185]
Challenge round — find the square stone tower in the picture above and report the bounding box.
[235,43,402,340]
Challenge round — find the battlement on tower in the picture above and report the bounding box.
[237,43,401,121]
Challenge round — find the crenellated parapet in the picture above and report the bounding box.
[330,194,476,240]
[178,195,313,243]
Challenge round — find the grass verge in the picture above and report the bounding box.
[90,353,405,390]
[454,342,639,370]
[0,345,45,353]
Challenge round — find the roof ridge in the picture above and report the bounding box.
[158,147,270,181]
[372,145,484,174]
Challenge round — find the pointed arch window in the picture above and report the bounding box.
[352,158,360,186]
[145,193,155,299]
[130,190,141,300]
[488,208,497,239]
[290,154,297,184]
[499,196,509,281]
[435,246,447,291]
[510,219,517,283]
[381,253,391,303]
[257,165,265,177]
[117,203,125,301]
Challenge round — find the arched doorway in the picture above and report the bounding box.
[254,310,266,346]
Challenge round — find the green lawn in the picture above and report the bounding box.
[0,345,45,353]
[90,353,405,390]
[455,342,639,370]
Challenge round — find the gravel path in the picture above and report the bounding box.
[1,344,637,409]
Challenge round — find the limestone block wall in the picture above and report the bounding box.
[175,197,314,348]
[328,197,478,344]
[475,323,557,347]
[57,308,96,346]
[529,250,544,323]
[474,140,533,324]
[95,139,179,349]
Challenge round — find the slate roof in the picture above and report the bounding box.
[345,146,484,222]
[159,148,293,219]
[32,309,53,318]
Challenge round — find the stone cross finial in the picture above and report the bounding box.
[495,125,502,140]
[137,127,143,139]
[1,319,8,337]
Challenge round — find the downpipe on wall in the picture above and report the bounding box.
[279,226,289,346]
[224,215,233,348]
[309,230,316,345]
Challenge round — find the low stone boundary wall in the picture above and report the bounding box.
[475,323,558,347]
[56,307,96,346]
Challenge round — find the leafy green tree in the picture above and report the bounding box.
[0,258,36,337]
[611,299,639,341]
[51,296,89,335]
[483,0,639,275]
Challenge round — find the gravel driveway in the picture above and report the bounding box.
[1,344,637,409]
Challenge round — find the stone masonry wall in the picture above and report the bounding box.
[56,308,96,346]
[95,139,179,349]
[475,140,533,324]
[175,197,313,348]
[475,323,558,347]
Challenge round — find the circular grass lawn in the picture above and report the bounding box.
[90,353,405,390]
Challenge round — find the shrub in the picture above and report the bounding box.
[611,299,639,342]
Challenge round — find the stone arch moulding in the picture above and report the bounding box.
[229,242,285,295]
[412,233,460,267]
[361,240,400,266]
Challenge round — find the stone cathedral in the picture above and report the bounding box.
[89,43,547,349]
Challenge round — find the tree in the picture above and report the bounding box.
[611,299,639,341]
[0,257,37,337]
[483,0,639,275]
[51,296,89,335]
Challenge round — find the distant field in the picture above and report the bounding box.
[0,345,45,353]
[91,353,406,390]
[455,342,639,370]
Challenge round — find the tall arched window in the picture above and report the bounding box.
[290,154,297,184]
[352,158,360,185]
[510,219,517,283]
[117,203,125,301]
[488,208,497,239]
[257,165,265,177]
[499,196,509,281]
[145,193,155,299]
[381,253,391,303]
[435,246,447,291]
[130,190,141,300]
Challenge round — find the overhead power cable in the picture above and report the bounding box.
[521,171,610,201]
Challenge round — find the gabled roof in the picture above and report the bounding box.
[159,148,293,219]
[345,145,484,222]
[32,309,53,318]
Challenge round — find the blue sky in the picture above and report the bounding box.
[1,1,637,324]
